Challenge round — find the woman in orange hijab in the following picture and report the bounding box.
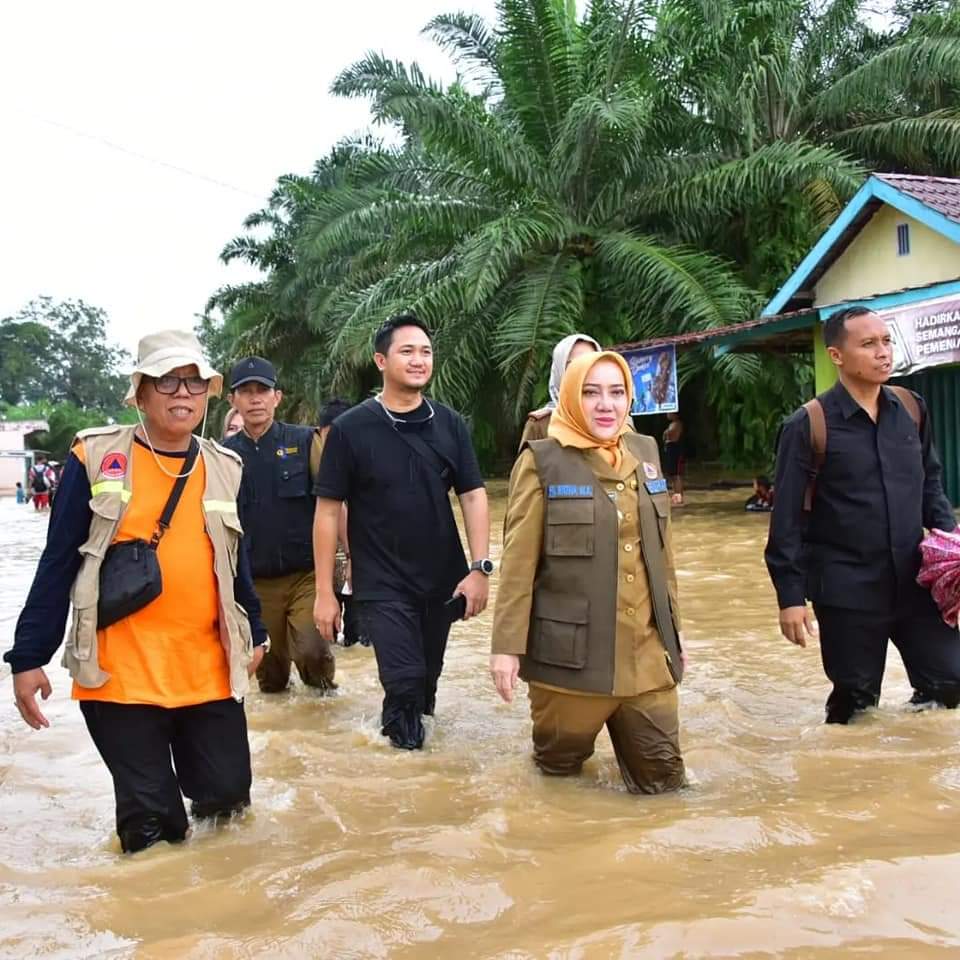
[490,351,687,795]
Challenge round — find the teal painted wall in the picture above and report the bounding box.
[894,365,960,507]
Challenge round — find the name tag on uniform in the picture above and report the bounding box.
[548,484,593,498]
[645,478,668,495]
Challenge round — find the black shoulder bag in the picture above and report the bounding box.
[97,440,199,628]
[362,398,457,490]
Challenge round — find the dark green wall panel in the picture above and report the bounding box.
[895,365,960,507]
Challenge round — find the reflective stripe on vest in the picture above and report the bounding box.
[203,499,238,514]
[90,480,132,501]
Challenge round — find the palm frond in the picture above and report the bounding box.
[423,12,501,88]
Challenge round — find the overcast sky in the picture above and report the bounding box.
[0,0,499,358]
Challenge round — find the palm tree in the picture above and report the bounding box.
[207,138,387,415]
[298,0,863,423]
[643,0,960,288]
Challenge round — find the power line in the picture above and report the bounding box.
[11,109,266,201]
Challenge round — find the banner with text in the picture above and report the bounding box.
[620,344,679,416]
[883,295,960,376]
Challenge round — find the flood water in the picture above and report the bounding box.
[2,488,960,959]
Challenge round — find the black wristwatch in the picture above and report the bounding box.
[470,559,495,576]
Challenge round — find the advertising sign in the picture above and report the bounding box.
[620,345,679,416]
[880,295,960,376]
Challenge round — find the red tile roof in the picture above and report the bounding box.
[613,308,816,352]
[613,276,960,351]
[875,174,960,225]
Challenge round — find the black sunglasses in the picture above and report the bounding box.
[151,375,210,396]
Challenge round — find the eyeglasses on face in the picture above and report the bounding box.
[151,375,210,395]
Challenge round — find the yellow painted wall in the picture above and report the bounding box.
[813,322,839,394]
[815,205,960,306]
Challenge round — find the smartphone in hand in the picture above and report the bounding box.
[444,594,467,623]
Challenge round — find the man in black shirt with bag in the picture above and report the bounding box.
[313,314,492,749]
[766,306,960,724]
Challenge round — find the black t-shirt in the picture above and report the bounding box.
[313,398,485,601]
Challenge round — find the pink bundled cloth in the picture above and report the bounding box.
[917,528,960,627]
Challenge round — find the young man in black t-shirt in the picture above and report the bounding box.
[313,314,492,750]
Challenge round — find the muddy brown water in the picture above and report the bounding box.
[2,488,960,959]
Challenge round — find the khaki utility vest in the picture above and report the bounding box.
[62,425,254,700]
[522,434,682,695]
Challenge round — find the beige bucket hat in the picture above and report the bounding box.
[124,329,223,407]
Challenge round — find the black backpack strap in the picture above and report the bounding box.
[150,438,200,547]
[362,398,456,488]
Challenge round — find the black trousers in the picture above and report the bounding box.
[354,598,453,749]
[815,587,960,723]
[338,595,369,647]
[80,697,252,853]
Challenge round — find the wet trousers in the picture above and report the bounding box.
[528,684,686,795]
[80,697,251,853]
[338,595,369,647]
[255,571,336,693]
[354,598,452,750]
[815,588,960,723]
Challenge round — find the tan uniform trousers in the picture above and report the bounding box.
[528,684,685,795]
[254,571,336,693]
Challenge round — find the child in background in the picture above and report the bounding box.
[745,476,774,512]
[15,482,26,504]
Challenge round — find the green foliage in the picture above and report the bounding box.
[706,355,815,468]
[0,298,131,411]
[208,0,960,469]
[1,401,138,463]
[0,298,137,460]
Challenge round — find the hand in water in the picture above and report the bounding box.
[490,654,520,702]
[454,570,489,620]
[779,606,818,647]
[13,668,52,729]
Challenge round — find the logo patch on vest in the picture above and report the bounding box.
[277,445,300,458]
[99,452,128,479]
[547,484,593,499]
[642,462,659,480]
[644,478,668,495]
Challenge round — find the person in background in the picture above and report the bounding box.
[316,398,367,647]
[520,334,601,447]
[222,406,244,440]
[313,313,491,750]
[6,330,268,854]
[766,306,960,724]
[46,461,62,509]
[745,476,774,512]
[662,412,685,506]
[491,351,686,794]
[28,455,56,511]
[15,481,26,504]
[225,358,336,694]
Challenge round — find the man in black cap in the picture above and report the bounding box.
[225,357,336,693]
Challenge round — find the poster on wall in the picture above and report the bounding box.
[620,345,679,416]
[880,295,960,376]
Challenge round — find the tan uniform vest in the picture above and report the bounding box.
[521,434,682,695]
[62,425,254,700]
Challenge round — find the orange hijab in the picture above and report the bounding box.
[547,351,634,470]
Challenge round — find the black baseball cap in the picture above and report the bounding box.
[229,357,277,390]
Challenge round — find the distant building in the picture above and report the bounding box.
[0,420,49,494]
[615,173,960,503]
